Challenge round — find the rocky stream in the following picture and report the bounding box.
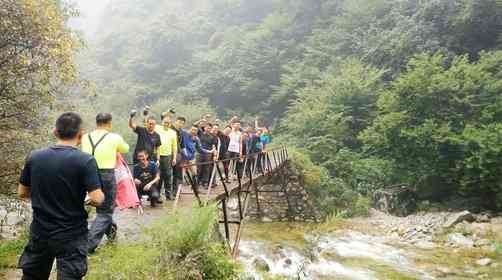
[3,197,502,279]
[237,209,502,280]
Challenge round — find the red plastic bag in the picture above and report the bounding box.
[114,153,140,210]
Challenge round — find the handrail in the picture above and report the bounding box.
[129,145,289,257]
[127,146,286,167]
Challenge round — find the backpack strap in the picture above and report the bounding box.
[88,132,109,156]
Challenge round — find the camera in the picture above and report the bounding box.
[143,106,150,116]
[130,110,137,118]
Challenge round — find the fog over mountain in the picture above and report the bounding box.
[69,0,110,36]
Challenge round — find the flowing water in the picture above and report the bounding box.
[237,223,501,280]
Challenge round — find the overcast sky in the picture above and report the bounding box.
[70,0,111,35]
[76,0,110,17]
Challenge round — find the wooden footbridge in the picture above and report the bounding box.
[171,146,289,257]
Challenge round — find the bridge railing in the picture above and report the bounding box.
[131,145,289,256]
[170,145,289,256]
[172,145,288,206]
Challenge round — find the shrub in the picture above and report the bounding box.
[288,148,372,218]
[0,226,28,272]
[87,205,240,280]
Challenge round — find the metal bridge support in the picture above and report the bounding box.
[171,146,289,258]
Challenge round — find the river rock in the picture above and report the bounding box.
[415,240,436,250]
[0,207,7,220]
[491,217,502,224]
[474,239,490,248]
[373,185,417,217]
[447,233,474,247]
[6,212,23,226]
[474,214,491,223]
[444,211,474,228]
[261,216,272,223]
[436,266,455,277]
[252,257,270,272]
[476,258,492,266]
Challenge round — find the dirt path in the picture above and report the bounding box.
[112,183,234,243]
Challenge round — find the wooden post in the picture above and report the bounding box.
[215,162,229,197]
[206,162,218,204]
[185,168,202,206]
[222,199,230,241]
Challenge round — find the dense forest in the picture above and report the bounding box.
[2,0,502,215]
[78,0,502,214]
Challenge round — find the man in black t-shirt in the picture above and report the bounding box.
[129,114,162,164]
[133,150,160,207]
[17,112,104,280]
[198,124,217,187]
[171,116,186,198]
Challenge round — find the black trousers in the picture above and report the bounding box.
[172,154,183,195]
[18,234,88,280]
[137,182,159,201]
[229,152,243,179]
[197,153,211,186]
[159,155,173,198]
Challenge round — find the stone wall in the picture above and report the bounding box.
[0,196,31,240]
[238,162,320,223]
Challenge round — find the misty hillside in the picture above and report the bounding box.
[78,0,501,125]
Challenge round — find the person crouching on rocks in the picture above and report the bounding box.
[133,150,160,207]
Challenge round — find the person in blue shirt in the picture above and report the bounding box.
[182,125,214,186]
[257,128,272,173]
[260,128,272,151]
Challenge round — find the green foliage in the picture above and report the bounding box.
[48,0,502,214]
[150,96,217,127]
[87,205,240,280]
[361,51,502,206]
[283,59,385,158]
[352,195,372,217]
[0,232,28,270]
[0,0,81,194]
[288,148,371,217]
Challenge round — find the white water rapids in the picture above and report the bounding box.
[238,230,435,280]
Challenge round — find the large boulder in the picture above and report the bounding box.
[476,258,492,266]
[444,211,474,228]
[252,257,270,272]
[373,185,417,217]
[447,233,474,248]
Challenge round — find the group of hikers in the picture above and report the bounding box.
[16,109,271,280]
[128,107,272,208]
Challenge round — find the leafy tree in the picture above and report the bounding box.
[361,52,502,205]
[73,0,502,212]
[273,0,502,115]
[0,0,80,193]
[282,59,385,171]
